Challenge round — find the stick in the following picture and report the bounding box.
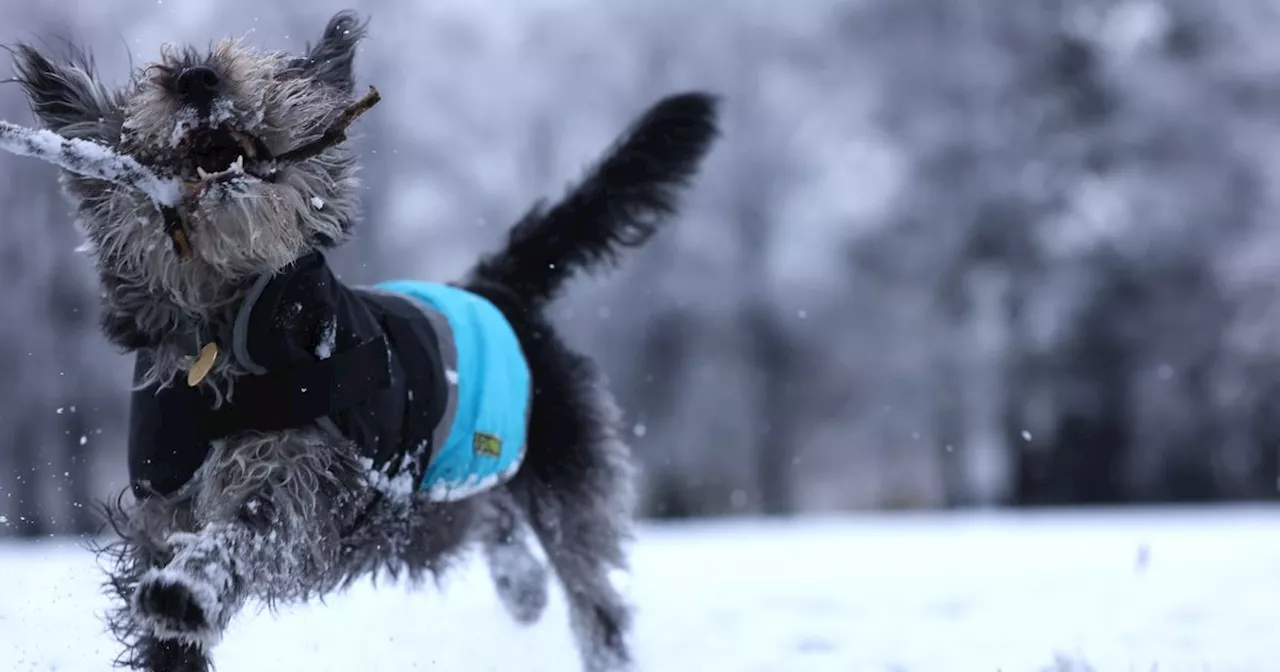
[0,121,181,207]
[270,86,382,167]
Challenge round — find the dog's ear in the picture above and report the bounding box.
[294,10,368,93]
[10,43,117,136]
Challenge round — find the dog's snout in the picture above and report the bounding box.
[175,65,221,107]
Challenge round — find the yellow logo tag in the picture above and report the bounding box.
[473,432,502,458]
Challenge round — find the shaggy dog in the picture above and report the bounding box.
[10,11,719,672]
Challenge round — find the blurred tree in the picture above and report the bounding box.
[0,158,64,537]
[851,0,1280,505]
[726,38,804,516]
[845,0,1100,506]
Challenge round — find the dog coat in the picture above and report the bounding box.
[127,251,531,502]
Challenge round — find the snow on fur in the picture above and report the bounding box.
[0,121,181,207]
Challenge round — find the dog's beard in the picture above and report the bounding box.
[184,175,312,278]
[164,120,307,277]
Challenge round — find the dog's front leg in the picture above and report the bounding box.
[131,523,247,650]
[130,637,212,672]
[97,497,214,672]
[131,430,362,647]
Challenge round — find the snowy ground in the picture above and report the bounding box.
[1,506,1277,672]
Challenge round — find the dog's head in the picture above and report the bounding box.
[11,12,368,344]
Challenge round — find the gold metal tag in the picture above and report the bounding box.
[187,342,219,387]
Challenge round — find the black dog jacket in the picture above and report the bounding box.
[126,251,452,499]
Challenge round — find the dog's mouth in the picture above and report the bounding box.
[156,86,382,260]
[162,124,279,260]
[176,125,275,184]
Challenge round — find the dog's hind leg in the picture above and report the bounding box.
[478,487,550,625]
[508,356,638,672]
[516,460,635,672]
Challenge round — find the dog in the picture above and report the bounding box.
[11,11,719,672]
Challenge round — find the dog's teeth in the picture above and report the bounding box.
[197,167,209,179]
[235,155,244,169]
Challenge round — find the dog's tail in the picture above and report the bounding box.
[470,92,720,307]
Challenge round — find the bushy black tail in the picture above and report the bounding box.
[471,91,721,306]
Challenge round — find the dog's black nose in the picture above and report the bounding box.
[175,65,221,107]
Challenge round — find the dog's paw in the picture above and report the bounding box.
[485,538,550,625]
[138,634,213,672]
[132,568,223,646]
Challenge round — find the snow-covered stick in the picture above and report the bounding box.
[0,120,181,207]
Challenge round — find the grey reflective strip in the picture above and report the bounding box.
[231,271,275,375]
[422,305,459,461]
[357,287,461,463]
